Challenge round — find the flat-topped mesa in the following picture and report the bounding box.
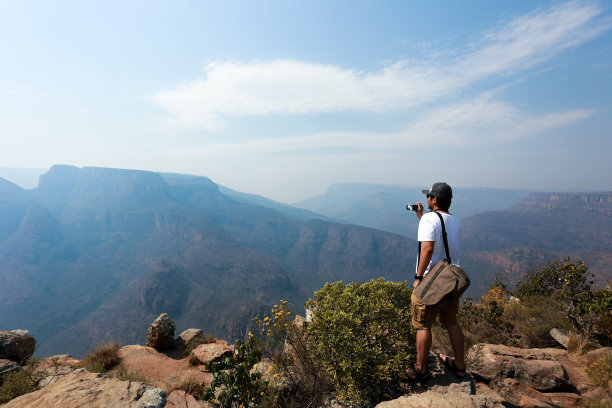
[37,165,172,210]
[510,192,612,212]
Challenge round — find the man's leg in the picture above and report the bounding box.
[415,328,432,373]
[446,324,465,370]
[439,298,466,373]
[411,292,436,375]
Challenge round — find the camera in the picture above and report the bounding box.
[406,204,419,212]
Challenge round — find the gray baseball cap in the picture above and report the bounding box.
[422,182,452,199]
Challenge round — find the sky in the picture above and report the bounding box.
[1,0,611,203]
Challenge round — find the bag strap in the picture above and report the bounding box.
[434,211,452,264]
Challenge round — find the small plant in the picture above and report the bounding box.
[255,300,331,407]
[304,278,414,405]
[203,332,271,407]
[585,351,612,388]
[513,258,596,334]
[0,358,45,403]
[80,341,121,373]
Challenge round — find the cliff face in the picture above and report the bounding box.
[459,191,612,294]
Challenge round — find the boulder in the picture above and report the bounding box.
[550,328,569,349]
[146,313,175,350]
[495,378,581,408]
[468,344,569,391]
[0,330,36,363]
[375,382,505,407]
[175,329,208,352]
[166,390,215,408]
[1,368,166,407]
[188,340,233,365]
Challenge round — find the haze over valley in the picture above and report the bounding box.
[0,165,610,357]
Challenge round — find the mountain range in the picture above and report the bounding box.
[0,165,610,357]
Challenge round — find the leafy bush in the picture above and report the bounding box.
[459,285,516,346]
[80,341,121,373]
[203,332,272,407]
[255,300,331,407]
[456,259,610,349]
[586,351,612,388]
[0,358,45,403]
[304,279,414,405]
[503,295,572,347]
[513,258,597,334]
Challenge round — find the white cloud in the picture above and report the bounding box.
[152,1,608,131]
[169,93,594,157]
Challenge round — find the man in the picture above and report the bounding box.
[407,182,466,380]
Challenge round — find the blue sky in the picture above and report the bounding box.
[1,1,611,203]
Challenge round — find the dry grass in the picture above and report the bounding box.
[567,331,596,356]
[166,376,207,399]
[111,364,150,384]
[80,341,121,373]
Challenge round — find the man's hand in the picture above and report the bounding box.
[413,279,421,289]
[416,202,424,220]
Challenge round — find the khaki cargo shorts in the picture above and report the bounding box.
[411,291,459,330]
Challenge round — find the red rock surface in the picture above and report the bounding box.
[118,345,211,390]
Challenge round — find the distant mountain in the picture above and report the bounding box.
[0,166,418,357]
[460,192,612,294]
[294,183,532,237]
[2,167,610,358]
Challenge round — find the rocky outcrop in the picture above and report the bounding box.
[188,340,234,365]
[118,345,210,389]
[376,382,505,407]
[1,368,166,408]
[0,330,36,363]
[146,313,175,350]
[166,390,215,408]
[468,344,570,391]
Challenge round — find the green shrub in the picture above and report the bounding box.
[459,285,516,346]
[503,295,572,347]
[80,341,121,373]
[255,300,332,408]
[513,258,596,334]
[0,359,45,403]
[203,332,272,407]
[304,278,414,405]
[586,351,612,388]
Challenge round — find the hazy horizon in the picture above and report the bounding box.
[1,1,611,202]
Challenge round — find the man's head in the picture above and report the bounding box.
[422,182,452,211]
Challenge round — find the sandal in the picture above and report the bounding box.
[405,364,430,381]
[438,354,466,378]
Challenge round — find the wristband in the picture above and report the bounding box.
[414,274,423,280]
